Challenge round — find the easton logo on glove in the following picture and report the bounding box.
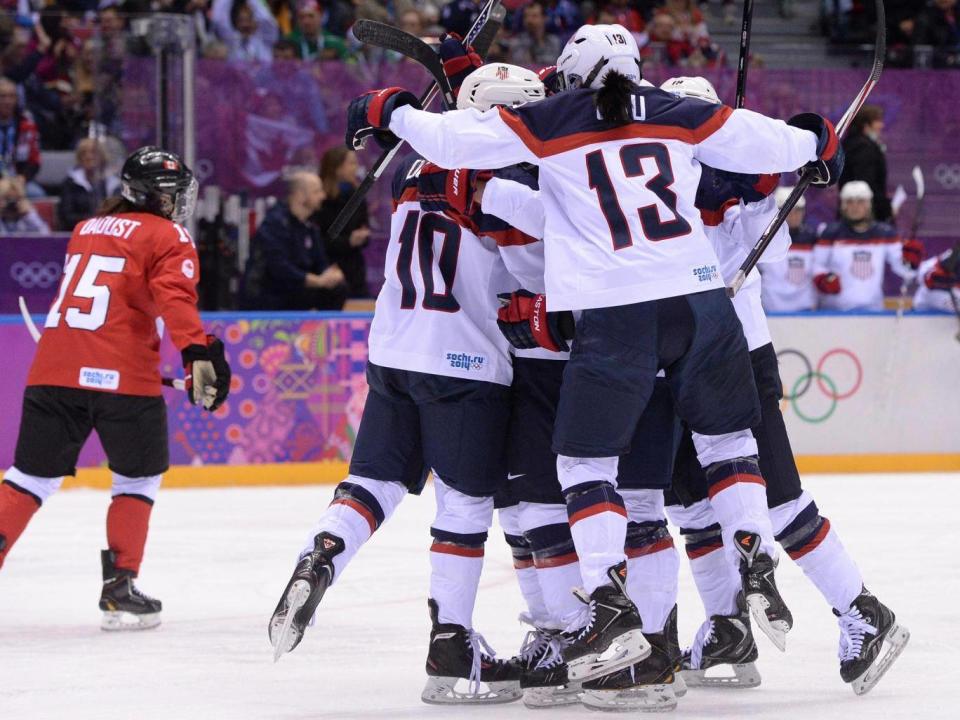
[496,290,574,353]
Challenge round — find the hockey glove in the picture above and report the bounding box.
[924,259,960,291]
[497,291,575,353]
[418,163,492,217]
[537,65,562,96]
[788,113,844,187]
[902,239,924,270]
[438,33,483,99]
[814,272,841,295]
[345,88,421,152]
[182,334,232,411]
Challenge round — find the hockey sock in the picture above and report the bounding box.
[667,500,742,617]
[558,455,627,594]
[0,480,42,570]
[621,490,678,634]
[106,495,153,575]
[771,492,863,611]
[701,455,777,562]
[499,505,552,628]
[430,478,493,628]
[307,475,407,583]
[520,503,584,630]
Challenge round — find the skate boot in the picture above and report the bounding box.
[421,599,522,704]
[99,550,161,631]
[268,531,344,661]
[733,531,792,651]
[835,587,909,695]
[580,622,680,712]
[663,605,686,698]
[680,594,761,689]
[519,629,581,708]
[563,562,650,683]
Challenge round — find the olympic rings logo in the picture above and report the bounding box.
[776,348,863,424]
[9,261,62,289]
[934,163,960,190]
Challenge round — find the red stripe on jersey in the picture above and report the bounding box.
[569,501,628,526]
[331,498,377,534]
[787,518,832,560]
[534,551,580,569]
[481,227,539,246]
[626,536,675,559]
[820,237,900,246]
[430,541,485,558]
[391,186,419,211]
[699,198,739,227]
[686,541,723,559]
[498,105,733,159]
[708,473,766,499]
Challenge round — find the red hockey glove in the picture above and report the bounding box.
[537,65,562,96]
[788,113,844,187]
[345,87,421,151]
[438,33,483,98]
[814,272,841,295]
[181,334,232,411]
[496,291,574,353]
[902,239,924,270]
[924,260,960,291]
[418,163,492,217]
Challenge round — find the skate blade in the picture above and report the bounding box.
[270,580,311,662]
[522,684,582,708]
[581,683,677,713]
[680,662,761,689]
[420,676,522,705]
[567,629,652,683]
[851,623,910,696]
[672,673,688,698]
[746,593,788,652]
[101,611,161,632]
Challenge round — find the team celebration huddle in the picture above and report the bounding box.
[0,0,917,715]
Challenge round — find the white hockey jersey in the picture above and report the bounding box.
[390,86,817,311]
[913,252,960,313]
[758,225,818,312]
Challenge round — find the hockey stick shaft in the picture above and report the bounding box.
[327,0,504,239]
[18,294,186,391]
[735,0,754,109]
[897,166,926,319]
[727,0,886,297]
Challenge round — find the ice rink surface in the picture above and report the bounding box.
[1,473,956,720]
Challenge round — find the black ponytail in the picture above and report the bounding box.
[595,70,636,126]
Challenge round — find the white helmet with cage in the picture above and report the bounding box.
[660,76,721,105]
[457,64,547,111]
[556,24,642,90]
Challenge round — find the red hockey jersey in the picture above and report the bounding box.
[28,212,206,396]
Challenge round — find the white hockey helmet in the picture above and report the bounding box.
[556,23,642,90]
[660,76,721,105]
[457,63,547,111]
[775,186,806,210]
[839,180,874,202]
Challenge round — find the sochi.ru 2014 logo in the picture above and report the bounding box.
[776,348,863,423]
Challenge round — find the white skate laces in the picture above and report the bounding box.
[837,607,878,663]
[517,618,552,667]
[534,634,568,670]
[467,630,497,695]
[568,588,596,639]
[689,619,717,670]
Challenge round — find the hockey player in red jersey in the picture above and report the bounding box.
[0,146,231,630]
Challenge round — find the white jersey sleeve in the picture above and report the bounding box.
[482,177,545,240]
[694,109,818,174]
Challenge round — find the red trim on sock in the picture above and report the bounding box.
[513,557,535,570]
[686,541,723,559]
[331,497,377,534]
[626,536,675,559]
[787,518,832,560]
[569,502,628,526]
[534,551,580,569]
[0,482,41,569]
[107,495,153,575]
[430,541,484,558]
[707,473,766,499]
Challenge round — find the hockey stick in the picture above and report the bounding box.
[735,0,754,109]
[17,295,186,391]
[727,0,886,297]
[327,0,505,239]
[896,165,925,319]
[352,21,455,109]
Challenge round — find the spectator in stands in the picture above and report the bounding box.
[511,1,562,66]
[287,0,351,60]
[0,175,50,233]
[268,0,297,36]
[652,0,722,67]
[399,7,425,38]
[440,0,485,37]
[211,0,280,63]
[58,138,121,231]
[838,104,892,222]
[0,77,43,198]
[598,0,649,34]
[914,0,960,68]
[240,170,347,310]
[254,40,329,132]
[316,147,370,297]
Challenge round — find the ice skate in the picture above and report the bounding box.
[563,562,650,683]
[836,588,909,695]
[519,629,581,708]
[268,531,344,661]
[580,621,680,713]
[733,531,792,651]
[680,594,761,689]
[98,550,161,631]
[663,606,686,698]
[421,598,522,704]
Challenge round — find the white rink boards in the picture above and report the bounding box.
[0,475,956,720]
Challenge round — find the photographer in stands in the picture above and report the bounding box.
[0,175,50,234]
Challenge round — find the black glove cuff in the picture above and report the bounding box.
[181,344,210,365]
